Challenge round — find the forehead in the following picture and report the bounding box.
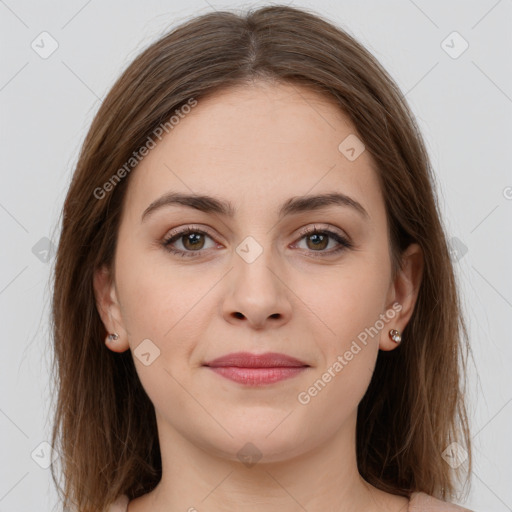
[122,81,384,224]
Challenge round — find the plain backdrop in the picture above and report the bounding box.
[1,1,511,510]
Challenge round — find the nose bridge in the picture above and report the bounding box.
[234,232,282,297]
[223,231,292,327]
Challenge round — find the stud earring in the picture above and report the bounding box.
[389,329,401,344]
[106,333,119,342]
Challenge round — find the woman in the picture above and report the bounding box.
[50,5,474,511]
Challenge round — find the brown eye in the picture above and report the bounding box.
[294,226,353,257]
[181,232,206,250]
[305,232,329,251]
[162,227,216,258]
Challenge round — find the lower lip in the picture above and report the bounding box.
[207,366,307,385]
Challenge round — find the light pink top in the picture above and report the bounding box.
[108,491,475,511]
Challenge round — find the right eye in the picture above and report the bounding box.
[161,226,218,258]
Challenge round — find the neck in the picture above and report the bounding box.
[129,412,406,512]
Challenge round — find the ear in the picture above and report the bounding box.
[379,243,424,351]
[93,264,130,353]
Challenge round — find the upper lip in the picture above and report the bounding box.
[203,351,309,368]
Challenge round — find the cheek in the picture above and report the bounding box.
[295,271,387,425]
[304,249,391,413]
[115,241,218,363]
[299,257,391,352]
[114,233,177,332]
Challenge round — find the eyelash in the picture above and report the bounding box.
[161,225,353,259]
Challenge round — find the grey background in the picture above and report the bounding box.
[1,0,511,510]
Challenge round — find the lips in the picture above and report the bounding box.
[203,352,309,386]
[204,351,308,368]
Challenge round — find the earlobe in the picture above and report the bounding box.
[380,243,424,351]
[104,331,129,353]
[92,265,130,353]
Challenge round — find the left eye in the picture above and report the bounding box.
[293,228,352,254]
[162,226,352,258]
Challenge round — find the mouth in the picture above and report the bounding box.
[202,351,310,386]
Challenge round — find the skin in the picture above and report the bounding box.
[94,80,423,512]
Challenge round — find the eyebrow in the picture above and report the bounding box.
[141,191,369,222]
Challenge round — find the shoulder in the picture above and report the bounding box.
[409,491,475,512]
[107,491,477,512]
[107,494,130,512]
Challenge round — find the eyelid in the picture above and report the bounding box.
[164,223,218,240]
[295,223,349,241]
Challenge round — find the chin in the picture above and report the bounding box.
[199,423,313,466]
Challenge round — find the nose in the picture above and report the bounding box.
[221,243,293,330]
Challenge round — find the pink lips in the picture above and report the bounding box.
[203,352,309,386]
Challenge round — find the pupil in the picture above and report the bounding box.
[309,233,327,250]
[185,233,203,249]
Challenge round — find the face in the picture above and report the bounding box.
[94,81,422,464]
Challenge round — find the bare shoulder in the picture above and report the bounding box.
[409,491,475,512]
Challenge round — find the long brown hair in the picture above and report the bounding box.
[50,5,473,511]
